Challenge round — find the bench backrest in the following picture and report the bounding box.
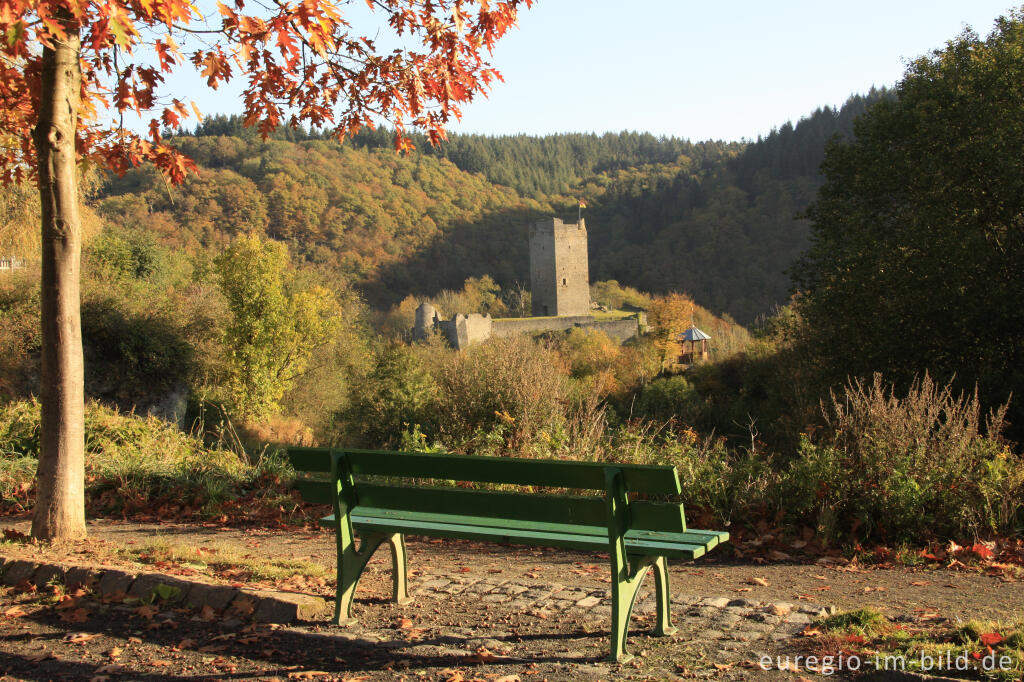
[289,447,688,533]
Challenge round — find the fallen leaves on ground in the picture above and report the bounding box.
[231,596,256,616]
[135,604,159,620]
[59,607,91,623]
[980,632,1005,646]
[463,647,505,664]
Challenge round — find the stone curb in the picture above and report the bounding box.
[0,554,330,623]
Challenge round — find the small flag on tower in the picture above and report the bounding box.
[578,199,587,208]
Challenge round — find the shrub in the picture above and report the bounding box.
[632,375,703,425]
[337,340,438,448]
[430,335,569,453]
[605,422,779,527]
[0,398,290,516]
[784,373,1021,542]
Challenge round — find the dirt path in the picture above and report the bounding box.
[0,517,1019,680]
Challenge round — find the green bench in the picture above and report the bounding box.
[288,447,728,662]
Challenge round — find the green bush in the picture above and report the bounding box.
[337,340,438,448]
[784,374,1022,542]
[0,399,291,515]
[607,423,779,527]
[632,376,703,425]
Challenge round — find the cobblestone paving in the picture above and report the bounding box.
[311,571,840,678]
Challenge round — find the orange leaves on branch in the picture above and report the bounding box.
[1,0,531,185]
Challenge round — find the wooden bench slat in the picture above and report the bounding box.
[294,479,334,504]
[349,514,708,559]
[357,483,687,532]
[324,509,719,549]
[343,448,682,494]
[297,480,686,532]
[288,447,334,473]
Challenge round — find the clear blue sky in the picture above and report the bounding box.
[163,1,1020,142]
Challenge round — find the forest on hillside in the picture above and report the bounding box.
[84,90,887,323]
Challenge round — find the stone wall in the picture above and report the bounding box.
[490,315,596,337]
[491,315,640,343]
[587,318,641,343]
[417,306,640,349]
[434,313,493,350]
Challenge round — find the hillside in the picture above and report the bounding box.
[92,90,889,322]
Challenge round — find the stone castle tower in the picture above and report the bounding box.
[529,217,591,317]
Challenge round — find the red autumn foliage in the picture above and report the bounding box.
[0,0,532,185]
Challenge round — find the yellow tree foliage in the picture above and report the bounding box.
[647,293,695,366]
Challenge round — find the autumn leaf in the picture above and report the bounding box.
[231,596,256,615]
[980,632,1005,646]
[747,577,769,587]
[60,608,91,623]
[970,543,996,560]
[135,604,159,620]
[4,605,27,617]
[198,604,218,621]
[64,632,100,644]
[438,670,465,682]
[464,647,503,663]
[396,617,414,629]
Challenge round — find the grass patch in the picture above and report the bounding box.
[820,608,888,636]
[589,309,639,321]
[813,609,1024,680]
[120,539,328,583]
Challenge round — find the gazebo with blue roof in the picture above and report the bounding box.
[676,325,711,364]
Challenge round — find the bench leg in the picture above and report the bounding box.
[651,556,677,637]
[385,533,413,605]
[608,560,652,664]
[334,533,387,626]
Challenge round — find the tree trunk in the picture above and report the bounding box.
[31,23,86,541]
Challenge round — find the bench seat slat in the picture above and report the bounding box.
[344,449,682,494]
[295,480,687,533]
[320,509,720,558]
[357,483,687,533]
[348,513,709,559]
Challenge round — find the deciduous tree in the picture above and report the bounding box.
[0,0,531,540]
[793,12,1024,432]
[647,292,694,367]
